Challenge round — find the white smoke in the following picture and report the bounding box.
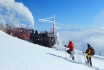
[0,0,34,29]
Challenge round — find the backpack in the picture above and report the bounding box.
[90,47,95,55]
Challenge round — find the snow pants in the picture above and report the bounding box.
[67,49,75,60]
[86,56,92,66]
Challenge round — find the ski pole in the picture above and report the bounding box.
[83,53,87,64]
[65,46,67,58]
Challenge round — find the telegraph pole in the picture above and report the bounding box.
[38,15,56,36]
[53,15,55,36]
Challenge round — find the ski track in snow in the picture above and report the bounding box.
[52,48,104,70]
[0,30,104,70]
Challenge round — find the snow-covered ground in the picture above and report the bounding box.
[0,30,104,70]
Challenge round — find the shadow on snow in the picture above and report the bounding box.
[46,52,81,64]
[46,53,103,70]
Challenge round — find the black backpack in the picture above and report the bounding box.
[90,47,95,55]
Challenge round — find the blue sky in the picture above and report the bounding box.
[15,0,104,31]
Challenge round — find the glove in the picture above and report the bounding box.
[64,45,67,47]
[83,52,85,54]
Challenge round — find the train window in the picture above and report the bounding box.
[50,34,52,37]
[47,34,49,37]
[18,30,20,33]
[52,39,53,42]
[52,34,54,37]
[50,34,51,37]
[50,34,53,37]
[48,34,50,37]
[21,30,22,32]
[10,33,12,35]
[49,34,50,37]
[49,34,51,37]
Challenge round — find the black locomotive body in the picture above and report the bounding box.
[30,30,55,48]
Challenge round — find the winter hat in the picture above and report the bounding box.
[87,43,91,48]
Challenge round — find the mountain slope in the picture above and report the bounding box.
[0,30,104,70]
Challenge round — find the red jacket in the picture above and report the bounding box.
[67,41,74,50]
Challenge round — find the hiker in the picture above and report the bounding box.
[83,43,95,66]
[64,40,75,60]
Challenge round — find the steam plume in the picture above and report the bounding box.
[0,0,34,29]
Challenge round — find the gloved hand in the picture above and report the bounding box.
[88,53,91,55]
[64,45,67,47]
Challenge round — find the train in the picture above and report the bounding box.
[6,25,56,48]
[30,30,55,48]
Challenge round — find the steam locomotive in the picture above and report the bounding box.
[6,25,55,48]
[30,30,55,48]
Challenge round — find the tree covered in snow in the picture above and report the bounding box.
[50,25,62,50]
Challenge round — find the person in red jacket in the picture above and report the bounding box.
[65,40,75,60]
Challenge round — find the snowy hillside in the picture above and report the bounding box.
[0,30,104,70]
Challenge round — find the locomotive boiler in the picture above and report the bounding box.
[30,30,55,48]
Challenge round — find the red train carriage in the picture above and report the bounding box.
[6,26,31,40]
[5,25,56,48]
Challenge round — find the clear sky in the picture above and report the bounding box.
[15,0,104,30]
